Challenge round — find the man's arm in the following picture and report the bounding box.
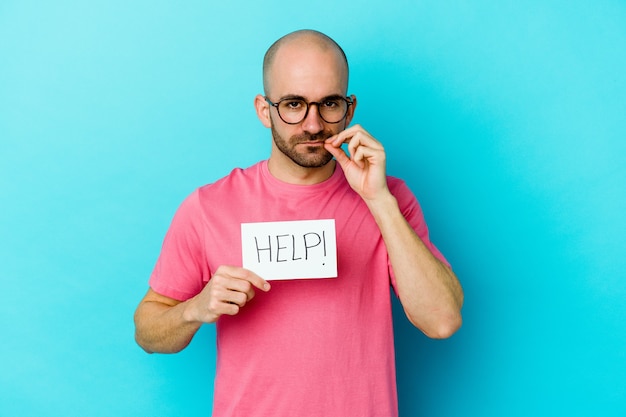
[325,125,463,338]
[134,266,271,353]
[366,193,463,338]
[134,288,201,354]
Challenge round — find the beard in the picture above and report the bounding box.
[270,122,336,168]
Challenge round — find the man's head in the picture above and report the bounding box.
[262,30,349,97]
[255,30,356,169]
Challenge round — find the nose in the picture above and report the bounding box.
[301,103,324,134]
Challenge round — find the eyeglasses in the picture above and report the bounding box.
[265,95,353,125]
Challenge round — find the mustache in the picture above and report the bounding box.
[293,131,334,143]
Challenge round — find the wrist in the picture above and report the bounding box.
[365,192,400,222]
[181,298,202,324]
[182,296,219,325]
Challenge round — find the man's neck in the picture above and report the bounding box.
[267,156,336,185]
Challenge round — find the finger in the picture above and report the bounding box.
[348,139,373,170]
[325,133,341,147]
[324,142,351,167]
[351,146,367,169]
[215,265,271,292]
[220,288,249,307]
[201,280,251,318]
[326,129,368,159]
[212,300,240,316]
[325,125,358,147]
[348,135,360,161]
[213,277,255,302]
[330,125,382,148]
[348,133,383,156]
[222,304,240,316]
[195,285,241,321]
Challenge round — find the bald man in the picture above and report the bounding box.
[134,29,463,417]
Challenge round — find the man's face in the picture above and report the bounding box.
[270,117,336,168]
[264,42,353,168]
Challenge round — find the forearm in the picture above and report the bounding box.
[134,267,269,353]
[367,193,464,338]
[134,298,203,354]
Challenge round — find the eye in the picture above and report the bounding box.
[282,100,305,111]
[322,98,345,110]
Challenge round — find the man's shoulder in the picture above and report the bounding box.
[386,175,410,193]
[196,160,265,198]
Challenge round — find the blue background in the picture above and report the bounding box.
[1,1,625,416]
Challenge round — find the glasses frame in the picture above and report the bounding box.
[265,95,353,125]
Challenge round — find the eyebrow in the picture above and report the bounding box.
[278,94,346,102]
[278,94,306,101]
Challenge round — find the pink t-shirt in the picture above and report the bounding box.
[150,160,449,417]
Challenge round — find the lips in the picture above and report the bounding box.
[293,132,333,144]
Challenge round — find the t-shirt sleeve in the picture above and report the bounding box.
[388,178,451,289]
[149,190,210,301]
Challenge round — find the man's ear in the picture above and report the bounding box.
[345,94,357,126]
[254,94,272,128]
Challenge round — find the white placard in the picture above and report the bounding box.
[241,219,337,280]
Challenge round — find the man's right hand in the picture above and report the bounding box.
[183,265,271,324]
[135,265,270,353]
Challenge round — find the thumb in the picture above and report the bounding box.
[324,143,351,168]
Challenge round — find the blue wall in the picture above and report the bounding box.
[1,1,624,416]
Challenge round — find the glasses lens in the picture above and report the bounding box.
[319,98,349,123]
[278,99,308,124]
[277,98,349,124]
